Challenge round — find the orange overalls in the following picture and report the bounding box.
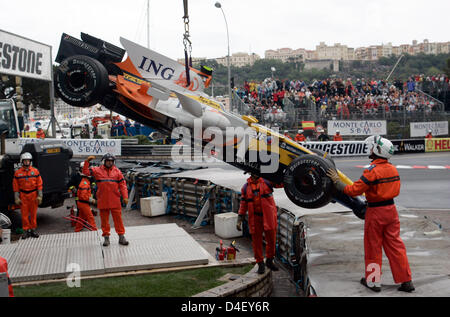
[239,177,278,264]
[343,158,412,284]
[75,177,98,232]
[295,134,306,142]
[0,256,14,297]
[333,134,343,141]
[36,129,45,139]
[12,166,43,231]
[83,161,128,237]
[426,133,433,139]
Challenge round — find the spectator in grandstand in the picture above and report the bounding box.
[233,74,445,130]
[407,78,416,92]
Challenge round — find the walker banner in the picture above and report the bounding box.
[6,138,122,156]
[410,121,448,138]
[425,138,450,152]
[327,120,387,136]
[302,141,370,157]
[0,29,52,81]
[391,139,425,154]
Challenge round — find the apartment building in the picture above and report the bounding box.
[355,39,450,61]
[265,47,306,62]
[182,39,448,68]
[315,42,355,61]
[215,52,261,67]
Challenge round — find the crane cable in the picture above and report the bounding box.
[183,0,192,87]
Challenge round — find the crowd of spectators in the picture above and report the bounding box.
[233,75,448,126]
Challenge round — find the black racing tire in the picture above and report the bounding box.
[54,55,109,107]
[283,154,334,209]
[309,148,336,167]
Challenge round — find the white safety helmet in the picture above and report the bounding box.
[336,130,340,134]
[20,152,33,165]
[428,129,432,133]
[79,161,86,174]
[79,161,90,177]
[365,135,395,159]
[298,129,303,134]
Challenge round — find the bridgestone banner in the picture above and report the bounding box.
[6,138,122,156]
[302,141,370,157]
[410,121,449,137]
[327,120,387,136]
[0,29,52,81]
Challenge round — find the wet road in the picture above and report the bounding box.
[333,152,450,210]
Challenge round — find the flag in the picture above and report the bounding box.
[302,121,315,130]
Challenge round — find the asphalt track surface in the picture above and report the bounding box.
[333,152,450,210]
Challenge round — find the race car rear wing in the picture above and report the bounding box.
[55,33,125,64]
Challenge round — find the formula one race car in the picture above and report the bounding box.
[53,33,366,218]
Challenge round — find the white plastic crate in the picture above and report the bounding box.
[0,229,11,245]
[214,212,243,239]
[140,196,166,217]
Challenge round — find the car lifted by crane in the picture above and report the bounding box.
[52,32,367,219]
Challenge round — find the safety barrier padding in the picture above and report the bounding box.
[192,264,272,297]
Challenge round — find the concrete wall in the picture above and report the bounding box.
[193,264,273,297]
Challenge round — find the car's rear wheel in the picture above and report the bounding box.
[54,55,109,107]
[283,154,334,209]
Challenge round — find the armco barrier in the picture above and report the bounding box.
[119,139,434,160]
[304,139,432,156]
[301,141,369,157]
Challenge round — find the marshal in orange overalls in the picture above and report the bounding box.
[0,256,14,297]
[343,158,412,284]
[295,133,306,142]
[75,177,98,232]
[12,166,43,231]
[83,161,128,237]
[36,128,45,139]
[239,177,278,264]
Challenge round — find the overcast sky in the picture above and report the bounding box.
[1,0,449,62]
